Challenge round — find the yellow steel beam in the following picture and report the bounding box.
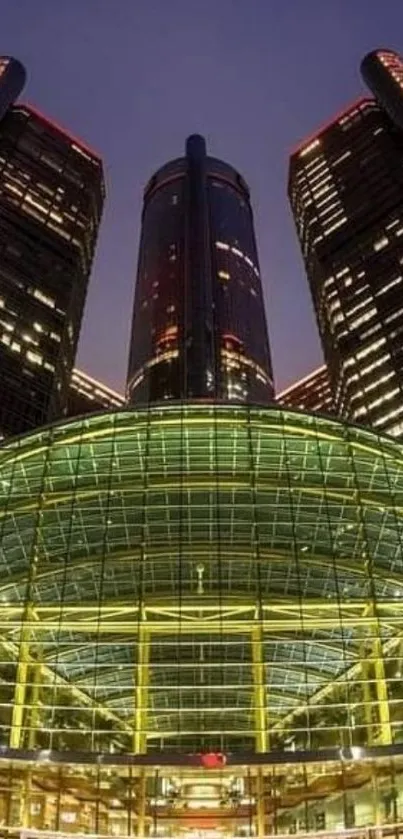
[3,407,400,468]
[27,656,42,750]
[367,604,392,746]
[252,624,268,753]
[0,615,394,634]
[136,767,147,838]
[373,637,392,745]
[359,637,374,744]
[28,597,403,614]
[145,728,259,738]
[2,472,403,521]
[70,667,322,686]
[133,616,149,754]
[252,619,267,839]
[9,618,31,749]
[140,701,293,713]
[1,547,403,609]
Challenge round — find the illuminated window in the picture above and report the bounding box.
[361,354,391,376]
[4,182,23,198]
[328,299,341,315]
[299,138,321,157]
[373,236,389,252]
[354,405,368,418]
[27,350,43,365]
[386,219,400,231]
[218,271,230,281]
[33,289,55,308]
[22,333,38,345]
[361,323,382,341]
[346,297,373,318]
[368,387,399,411]
[311,182,332,198]
[24,193,49,214]
[385,307,403,324]
[49,211,63,224]
[324,216,347,235]
[332,150,352,166]
[377,276,402,296]
[356,337,386,360]
[0,321,13,333]
[387,420,403,436]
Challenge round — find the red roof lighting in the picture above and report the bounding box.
[290,97,374,158]
[18,102,101,162]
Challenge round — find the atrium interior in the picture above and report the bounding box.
[0,403,402,837]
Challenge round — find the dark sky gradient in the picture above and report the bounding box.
[2,0,403,393]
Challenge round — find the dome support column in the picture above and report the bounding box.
[9,608,33,750]
[133,608,150,837]
[252,620,267,839]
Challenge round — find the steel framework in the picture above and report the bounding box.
[0,402,403,834]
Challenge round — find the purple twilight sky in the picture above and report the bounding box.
[2,0,403,393]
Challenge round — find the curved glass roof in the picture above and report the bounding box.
[0,403,402,753]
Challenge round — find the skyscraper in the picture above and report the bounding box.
[126,134,274,405]
[288,96,403,435]
[276,364,334,414]
[0,101,104,436]
[67,368,125,417]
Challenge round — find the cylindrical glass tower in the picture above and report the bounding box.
[126,136,274,405]
[361,48,403,132]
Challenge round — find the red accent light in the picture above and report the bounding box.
[200,752,227,769]
[290,97,374,157]
[18,102,101,162]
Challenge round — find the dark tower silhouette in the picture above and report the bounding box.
[0,56,26,120]
[126,135,274,405]
[361,48,403,132]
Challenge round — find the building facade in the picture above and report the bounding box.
[67,368,125,417]
[0,102,104,437]
[288,97,403,436]
[127,134,274,405]
[276,364,334,414]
